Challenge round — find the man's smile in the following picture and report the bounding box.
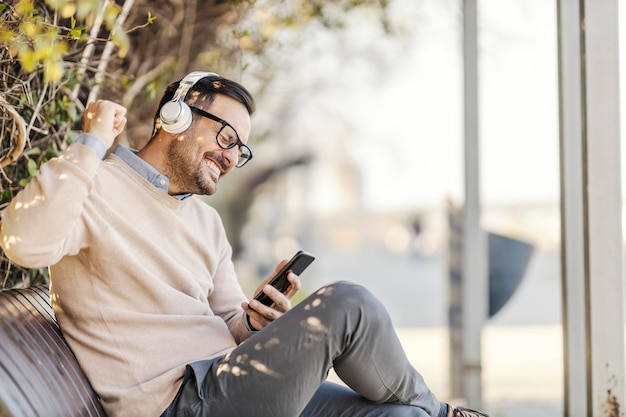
[204,157,221,180]
[204,158,222,181]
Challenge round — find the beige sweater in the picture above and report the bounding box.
[0,143,252,417]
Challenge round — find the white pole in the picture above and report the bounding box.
[462,0,487,409]
[557,0,625,416]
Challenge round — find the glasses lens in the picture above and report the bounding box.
[216,125,238,149]
[237,146,252,168]
[215,123,252,168]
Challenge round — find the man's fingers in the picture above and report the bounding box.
[83,100,127,149]
[283,272,301,299]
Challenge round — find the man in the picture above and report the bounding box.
[0,72,488,417]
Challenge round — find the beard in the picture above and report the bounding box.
[164,138,224,195]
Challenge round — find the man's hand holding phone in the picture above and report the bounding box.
[242,251,315,331]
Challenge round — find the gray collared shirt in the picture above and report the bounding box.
[76,133,191,200]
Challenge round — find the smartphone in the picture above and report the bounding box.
[254,250,316,306]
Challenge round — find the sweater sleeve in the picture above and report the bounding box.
[206,213,252,344]
[0,142,102,268]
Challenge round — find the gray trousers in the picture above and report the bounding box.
[161,281,443,417]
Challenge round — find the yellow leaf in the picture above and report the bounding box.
[19,20,39,37]
[45,0,66,11]
[238,36,256,51]
[104,2,120,29]
[8,44,19,58]
[76,0,103,20]
[17,47,37,72]
[52,40,69,56]
[33,35,52,57]
[44,60,64,83]
[111,27,129,58]
[61,3,77,18]
[0,29,15,42]
[15,0,35,16]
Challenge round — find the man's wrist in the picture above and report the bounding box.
[244,313,259,333]
[76,133,107,159]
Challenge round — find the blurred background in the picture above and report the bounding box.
[227,1,563,415]
[4,0,625,415]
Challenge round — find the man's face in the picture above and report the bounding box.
[164,94,252,195]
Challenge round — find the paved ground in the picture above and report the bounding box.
[399,325,562,417]
[309,248,564,416]
[326,324,562,417]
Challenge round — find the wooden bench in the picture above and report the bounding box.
[0,285,106,417]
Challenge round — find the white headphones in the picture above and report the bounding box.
[159,71,218,134]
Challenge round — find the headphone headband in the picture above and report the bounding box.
[170,71,218,102]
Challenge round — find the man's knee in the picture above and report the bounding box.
[313,281,388,319]
[314,281,371,303]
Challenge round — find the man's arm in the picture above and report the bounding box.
[0,101,126,268]
[205,218,254,343]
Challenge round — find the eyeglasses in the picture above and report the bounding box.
[189,106,252,168]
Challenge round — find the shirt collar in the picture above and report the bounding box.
[112,144,192,200]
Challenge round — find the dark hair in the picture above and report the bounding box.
[151,74,255,137]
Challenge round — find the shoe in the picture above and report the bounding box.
[447,405,489,417]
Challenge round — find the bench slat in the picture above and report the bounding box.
[0,286,106,417]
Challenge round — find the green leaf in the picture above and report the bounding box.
[27,158,38,177]
[23,148,41,157]
[111,26,129,58]
[0,190,13,206]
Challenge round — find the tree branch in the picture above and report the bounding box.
[87,0,136,103]
[121,56,175,108]
[0,95,27,168]
[70,0,108,102]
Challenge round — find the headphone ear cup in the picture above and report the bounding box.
[160,101,192,134]
[160,70,218,133]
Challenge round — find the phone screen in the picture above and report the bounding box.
[254,250,316,306]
